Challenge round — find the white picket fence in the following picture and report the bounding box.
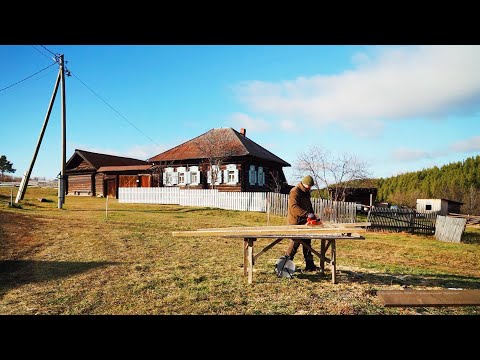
[119,187,267,212]
[119,187,357,222]
[265,192,356,222]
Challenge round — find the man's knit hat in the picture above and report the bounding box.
[302,175,314,186]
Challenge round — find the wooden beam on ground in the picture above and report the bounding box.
[377,290,480,307]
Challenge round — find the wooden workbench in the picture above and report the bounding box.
[172,222,369,284]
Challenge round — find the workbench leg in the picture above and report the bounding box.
[247,238,255,284]
[331,239,337,284]
[243,239,248,277]
[320,239,326,276]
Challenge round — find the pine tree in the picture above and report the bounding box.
[0,155,16,181]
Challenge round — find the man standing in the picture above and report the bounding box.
[285,175,320,272]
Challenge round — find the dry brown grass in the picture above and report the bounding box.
[0,187,479,315]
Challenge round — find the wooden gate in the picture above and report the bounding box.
[140,175,150,187]
[107,179,116,199]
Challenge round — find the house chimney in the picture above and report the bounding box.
[240,128,246,137]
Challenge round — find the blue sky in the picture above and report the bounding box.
[1,45,479,184]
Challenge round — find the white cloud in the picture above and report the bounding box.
[343,119,385,138]
[280,120,297,131]
[450,136,480,152]
[392,147,431,162]
[125,144,165,160]
[391,147,449,162]
[351,52,371,67]
[233,46,480,133]
[228,112,270,132]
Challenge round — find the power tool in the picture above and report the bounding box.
[306,213,322,225]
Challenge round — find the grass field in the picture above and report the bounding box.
[1,187,479,315]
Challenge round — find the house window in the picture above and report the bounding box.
[228,171,235,183]
[249,165,256,185]
[179,172,185,184]
[164,173,172,186]
[426,204,432,210]
[258,166,265,186]
[191,172,198,184]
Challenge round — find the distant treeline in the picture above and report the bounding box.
[372,155,480,214]
[0,174,22,182]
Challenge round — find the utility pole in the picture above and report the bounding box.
[15,52,69,208]
[58,54,67,209]
[15,66,62,203]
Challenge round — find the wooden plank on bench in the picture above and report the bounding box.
[377,290,480,307]
[172,227,366,237]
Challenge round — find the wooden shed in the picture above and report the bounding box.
[329,187,377,204]
[65,149,153,198]
[416,198,464,215]
[147,128,291,193]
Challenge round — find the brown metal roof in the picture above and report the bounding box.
[147,128,290,166]
[97,165,153,172]
[66,149,149,171]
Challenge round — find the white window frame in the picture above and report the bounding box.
[178,172,185,185]
[189,166,199,185]
[211,165,221,185]
[171,171,179,185]
[225,164,239,185]
[191,172,198,184]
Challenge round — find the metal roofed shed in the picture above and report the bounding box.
[416,198,464,215]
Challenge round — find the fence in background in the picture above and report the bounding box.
[266,192,356,223]
[367,208,437,234]
[119,187,356,222]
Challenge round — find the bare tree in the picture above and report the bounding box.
[296,145,371,201]
[267,169,283,193]
[464,184,479,215]
[150,160,176,187]
[196,129,242,189]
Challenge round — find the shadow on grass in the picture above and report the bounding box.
[339,269,480,290]
[294,272,329,282]
[0,260,120,296]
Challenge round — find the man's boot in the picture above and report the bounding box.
[304,260,320,272]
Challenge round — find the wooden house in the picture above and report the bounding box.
[416,198,463,215]
[147,128,291,193]
[65,149,153,198]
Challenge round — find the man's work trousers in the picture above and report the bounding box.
[286,238,314,263]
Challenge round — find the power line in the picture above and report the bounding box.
[0,65,57,97]
[70,71,161,147]
[0,62,57,93]
[40,45,57,57]
[31,45,56,62]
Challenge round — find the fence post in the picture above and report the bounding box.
[266,192,270,225]
[410,211,415,233]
